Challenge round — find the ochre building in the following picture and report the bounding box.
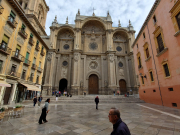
[0,0,49,105]
[132,0,180,109]
[42,10,138,95]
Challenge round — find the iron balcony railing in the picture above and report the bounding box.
[0,5,4,15]
[32,64,37,70]
[37,67,43,73]
[28,38,34,46]
[35,45,40,51]
[40,50,45,56]
[11,51,25,62]
[0,43,11,55]
[7,71,21,78]
[7,16,18,28]
[18,28,28,39]
[24,58,31,66]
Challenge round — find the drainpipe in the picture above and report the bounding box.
[146,24,163,106]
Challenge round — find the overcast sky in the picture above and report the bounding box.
[45,0,155,36]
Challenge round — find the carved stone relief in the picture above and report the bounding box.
[34,51,38,57]
[113,32,127,42]
[109,54,114,63]
[4,25,14,36]
[74,53,79,61]
[57,29,74,39]
[61,67,67,78]
[47,53,52,61]
[119,69,124,76]
[27,45,31,52]
[17,35,25,45]
[89,61,98,69]
[82,21,105,33]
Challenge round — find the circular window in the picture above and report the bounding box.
[89,42,98,50]
[116,46,122,52]
[63,44,69,50]
[62,61,68,66]
[119,62,123,67]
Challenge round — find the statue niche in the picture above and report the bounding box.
[56,29,74,51]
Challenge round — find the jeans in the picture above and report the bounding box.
[34,102,36,106]
[39,108,47,124]
[96,103,98,110]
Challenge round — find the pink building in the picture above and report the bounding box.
[132,0,180,109]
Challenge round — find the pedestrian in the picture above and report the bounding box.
[127,92,129,97]
[38,95,43,106]
[52,91,54,96]
[95,96,99,110]
[33,96,37,107]
[113,91,116,96]
[117,91,119,96]
[59,91,61,97]
[55,91,57,96]
[38,98,50,124]
[56,93,58,101]
[109,107,131,135]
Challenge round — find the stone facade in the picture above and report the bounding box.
[43,11,138,95]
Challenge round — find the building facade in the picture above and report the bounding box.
[0,0,49,105]
[42,11,138,95]
[132,0,180,109]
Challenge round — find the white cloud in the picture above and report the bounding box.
[45,0,155,36]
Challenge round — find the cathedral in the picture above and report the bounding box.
[42,10,138,95]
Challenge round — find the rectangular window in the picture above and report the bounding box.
[10,10,16,19]
[24,3,28,9]
[1,35,9,51]
[21,24,26,31]
[169,88,173,91]
[39,62,41,67]
[146,48,149,58]
[153,15,157,24]
[163,64,170,77]
[30,73,34,81]
[141,76,144,84]
[33,57,36,64]
[15,45,21,57]
[176,12,180,29]
[150,71,154,81]
[11,65,16,72]
[157,34,164,52]
[36,41,39,46]
[0,60,3,73]
[30,33,33,38]
[36,75,39,84]
[143,33,146,39]
[138,57,142,68]
[21,70,26,79]
[25,52,29,64]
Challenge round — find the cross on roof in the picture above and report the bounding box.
[93,7,96,16]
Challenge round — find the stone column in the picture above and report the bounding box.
[125,56,131,87]
[107,53,117,91]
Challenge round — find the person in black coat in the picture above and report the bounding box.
[95,96,99,110]
[33,96,37,107]
[109,107,131,135]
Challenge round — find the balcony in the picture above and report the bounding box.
[156,46,164,54]
[32,64,37,70]
[37,67,43,73]
[18,28,28,39]
[0,5,4,15]
[35,45,40,51]
[28,38,34,46]
[7,71,20,78]
[0,43,11,55]
[11,51,25,62]
[7,16,18,28]
[21,74,26,80]
[24,58,31,66]
[40,50,45,56]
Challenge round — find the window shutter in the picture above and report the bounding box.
[16,45,21,50]
[176,12,180,29]
[146,48,149,58]
[30,33,33,38]
[10,11,16,18]
[157,34,164,52]
[22,24,26,29]
[2,35,9,43]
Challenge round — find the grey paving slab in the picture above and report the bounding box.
[0,98,180,135]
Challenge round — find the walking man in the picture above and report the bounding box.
[39,98,50,124]
[109,107,131,135]
[33,96,37,107]
[95,96,99,110]
[38,95,43,106]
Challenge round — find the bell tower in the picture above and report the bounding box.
[17,0,49,36]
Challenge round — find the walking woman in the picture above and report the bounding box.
[33,96,37,107]
[56,93,58,101]
[38,98,50,124]
[95,96,99,110]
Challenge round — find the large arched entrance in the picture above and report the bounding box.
[119,79,127,94]
[88,74,99,94]
[59,79,68,93]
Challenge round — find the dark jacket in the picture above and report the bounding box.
[95,97,99,104]
[33,98,37,103]
[111,118,131,135]
[38,97,43,102]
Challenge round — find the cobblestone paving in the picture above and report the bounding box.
[0,101,180,135]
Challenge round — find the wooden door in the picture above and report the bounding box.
[89,74,99,94]
[119,79,126,94]
[3,87,12,105]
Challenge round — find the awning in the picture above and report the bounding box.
[0,81,11,87]
[20,83,41,91]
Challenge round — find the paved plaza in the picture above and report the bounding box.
[0,96,180,135]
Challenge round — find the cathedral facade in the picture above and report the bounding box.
[42,10,138,95]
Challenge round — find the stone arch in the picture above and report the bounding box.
[56,27,75,51]
[113,29,129,39]
[81,17,106,30]
[86,71,101,80]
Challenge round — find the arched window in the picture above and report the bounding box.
[19,0,22,6]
